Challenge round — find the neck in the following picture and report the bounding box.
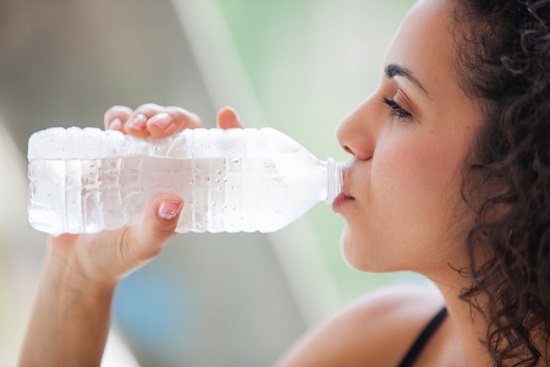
[429,269,493,367]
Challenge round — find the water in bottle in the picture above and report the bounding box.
[28,127,345,235]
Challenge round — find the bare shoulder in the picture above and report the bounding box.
[276,285,445,367]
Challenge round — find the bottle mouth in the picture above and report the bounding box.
[325,158,345,202]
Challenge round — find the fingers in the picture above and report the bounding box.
[104,105,133,132]
[123,103,171,139]
[118,194,183,269]
[217,106,244,129]
[104,104,244,137]
[48,194,183,285]
[104,103,202,138]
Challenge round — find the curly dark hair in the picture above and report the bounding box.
[452,0,550,366]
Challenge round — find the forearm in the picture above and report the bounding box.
[19,248,116,367]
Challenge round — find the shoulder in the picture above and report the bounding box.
[276,285,445,367]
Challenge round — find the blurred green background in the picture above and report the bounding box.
[214,0,419,302]
[0,0,422,366]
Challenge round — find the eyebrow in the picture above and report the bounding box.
[385,64,430,96]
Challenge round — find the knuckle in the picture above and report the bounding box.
[165,105,186,114]
[165,106,187,120]
[116,226,137,264]
[104,105,133,129]
[104,105,132,118]
[117,225,167,265]
[143,242,163,259]
[150,224,174,245]
[136,103,164,116]
[167,106,202,128]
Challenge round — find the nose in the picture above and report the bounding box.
[336,99,375,161]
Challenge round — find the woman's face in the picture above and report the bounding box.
[334,0,483,274]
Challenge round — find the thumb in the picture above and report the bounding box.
[122,194,183,266]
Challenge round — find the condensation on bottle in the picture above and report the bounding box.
[27,127,345,235]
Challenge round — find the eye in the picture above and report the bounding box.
[383,97,412,120]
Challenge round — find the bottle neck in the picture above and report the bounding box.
[321,158,345,203]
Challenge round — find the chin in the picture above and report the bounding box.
[340,228,375,272]
[340,227,398,273]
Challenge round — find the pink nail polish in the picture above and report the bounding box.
[129,114,147,130]
[109,118,123,131]
[157,201,183,220]
[150,113,173,130]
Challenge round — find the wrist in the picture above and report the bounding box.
[44,240,118,299]
[19,241,117,366]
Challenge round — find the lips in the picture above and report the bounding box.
[332,162,355,211]
[332,165,355,212]
[332,191,354,211]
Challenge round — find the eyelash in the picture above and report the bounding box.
[383,97,412,120]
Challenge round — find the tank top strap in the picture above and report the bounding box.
[396,306,448,367]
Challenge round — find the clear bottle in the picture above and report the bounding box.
[27,127,345,235]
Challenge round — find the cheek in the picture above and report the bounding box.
[371,135,464,249]
[340,127,473,272]
[376,137,452,203]
[341,140,453,271]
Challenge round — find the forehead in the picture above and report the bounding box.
[384,0,460,98]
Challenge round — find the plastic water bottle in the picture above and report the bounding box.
[28,127,344,235]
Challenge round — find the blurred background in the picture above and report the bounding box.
[0,0,423,365]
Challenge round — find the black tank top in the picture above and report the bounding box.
[396,307,448,367]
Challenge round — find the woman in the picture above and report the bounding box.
[19,0,550,366]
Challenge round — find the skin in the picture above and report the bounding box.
[19,0,522,366]
[18,105,242,366]
[278,0,492,366]
[334,0,481,277]
[280,0,491,366]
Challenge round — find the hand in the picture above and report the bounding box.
[47,104,244,287]
[20,104,245,366]
[104,103,243,137]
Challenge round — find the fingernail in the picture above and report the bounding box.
[128,113,147,131]
[157,201,183,220]
[109,118,123,131]
[149,113,173,130]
